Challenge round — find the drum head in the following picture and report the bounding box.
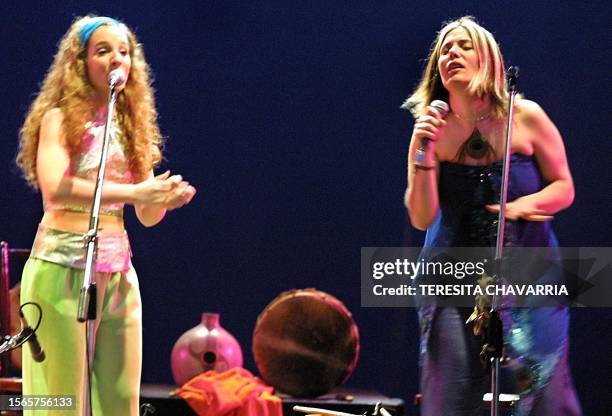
[252,289,359,397]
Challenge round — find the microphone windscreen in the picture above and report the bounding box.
[430,100,450,118]
[108,69,126,86]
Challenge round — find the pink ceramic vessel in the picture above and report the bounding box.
[171,312,243,385]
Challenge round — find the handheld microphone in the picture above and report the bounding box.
[108,69,126,89]
[414,100,450,165]
[19,310,45,362]
[430,99,450,118]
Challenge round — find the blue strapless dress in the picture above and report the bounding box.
[418,154,581,415]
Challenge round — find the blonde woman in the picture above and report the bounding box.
[404,17,581,415]
[16,16,195,415]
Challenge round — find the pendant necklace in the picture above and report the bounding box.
[465,129,491,160]
[453,111,494,161]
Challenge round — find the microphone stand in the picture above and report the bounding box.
[487,66,520,416]
[76,77,121,416]
[0,334,26,356]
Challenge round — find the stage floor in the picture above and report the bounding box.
[141,384,405,415]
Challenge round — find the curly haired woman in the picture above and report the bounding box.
[16,16,196,415]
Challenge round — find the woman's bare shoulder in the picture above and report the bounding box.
[515,98,549,127]
[41,107,64,124]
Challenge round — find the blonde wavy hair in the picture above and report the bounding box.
[402,16,510,118]
[17,15,162,188]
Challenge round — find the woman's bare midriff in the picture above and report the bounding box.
[41,210,125,234]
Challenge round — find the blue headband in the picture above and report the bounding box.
[78,17,123,47]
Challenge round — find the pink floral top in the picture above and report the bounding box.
[43,115,134,217]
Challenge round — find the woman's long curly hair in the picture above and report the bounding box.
[16,15,163,188]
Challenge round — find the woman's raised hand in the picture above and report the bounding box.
[412,106,447,148]
[164,177,197,210]
[486,197,553,222]
[134,170,196,209]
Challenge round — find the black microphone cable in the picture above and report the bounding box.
[0,302,44,360]
[18,301,45,362]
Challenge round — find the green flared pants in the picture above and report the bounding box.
[20,258,142,416]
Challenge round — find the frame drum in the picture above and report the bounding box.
[252,289,359,397]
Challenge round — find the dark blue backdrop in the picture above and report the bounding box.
[2,1,610,414]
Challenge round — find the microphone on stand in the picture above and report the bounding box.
[108,68,126,90]
[414,100,450,165]
[19,310,45,362]
[0,310,45,362]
